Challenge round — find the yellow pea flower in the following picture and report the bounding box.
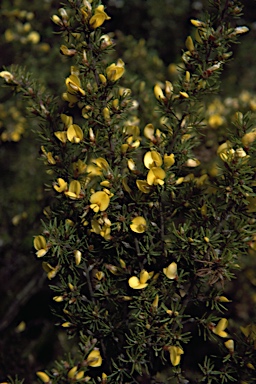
[212,318,229,338]
[89,5,110,29]
[68,366,78,379]
[154,84,165,101]
[74,250,82,265]
[87,349,102,367]
[130,216,147,233]
[65,180,81,199]
[224,339,234,353]
[36,371,51,383]
[0,70,14,83]
[66,74,85,96]
[147,167,166,186]
[168,346,184,366]
[92,157,109,171]
[67,124,83,143]
[42,262,60,279]
[54,178,68,193]
[33,235,49,258]
[164,153,175,169]
[90,191,110,212]
[54,131,67,143]
[61,113,73,127]
[136,180,151,194]
[163,262,177,279]
[128,269,150,289]
[106,59,125,82]
[144,150,162,169]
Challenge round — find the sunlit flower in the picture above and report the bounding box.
[129,269,150,289]
[33,235,49,258]
[90,191,110,212]
[87,349,102,367]
[106,59,125,82]
[130,216,147,233]
[147,167,166,186]
[163,262,177,279]
[89,5,110,29]
[67,124,83,143]
[168,346,184,366]
[212,318,229,338]
[65,180,81,199]
[144,151,162,169]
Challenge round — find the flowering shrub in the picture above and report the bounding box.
[1,0,256,383]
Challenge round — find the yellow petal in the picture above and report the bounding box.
[163,262,177,279]
[144,151,162,169]
[224,339,234,353]
[168,346,184,366]
[164,153,175,169]
[128,276,148,289]
[136,180,151,194]
[36,371,50,383]
[147,167,166,186]
[90,191,110,212]
[130,216,147,233]
[140,269,150,284]
[67,124,83,143]
[33,235,47,251]
[87,349,102,367]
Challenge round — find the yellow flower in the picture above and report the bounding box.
[144,151,162,169]
[90,191,110,212]
[154,84,165,101]
[185,36,195,52]
[136,180,151,194]
[74,250,82,265]
[33,235,48,258]
[130,216,147,233]
[67,124,83,143]
[168,346,184,366]
[89,5,110,29]
[61,113,73,127]
[36,371,51,383]
[54,131,67,143]
[129,269,150,289]
[66,74,85,96]
[65,180,81,199]
[212,318,228,338]
[54,178,68,192]
[164,153,175,169]
[87,349,102,367]
[42,262,60,279]
[163,262,177,279]
[106,59,125,82]
[224,339,234,353]
[0,70,14,83]
[68,366,78,379]
[147,167,166,186]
